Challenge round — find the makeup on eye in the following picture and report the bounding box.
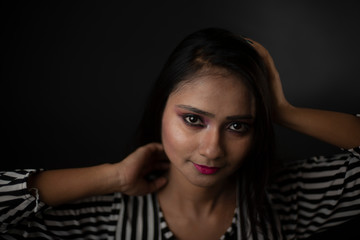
[182,114,205,127]
[227,122,251,135]
[175,104,254,121]
[178,110,253,134]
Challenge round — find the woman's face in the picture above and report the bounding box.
[161,71,255,188]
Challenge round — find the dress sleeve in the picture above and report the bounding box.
[0,170,123,239]
[0,169,45,233]
[267,148,360,239]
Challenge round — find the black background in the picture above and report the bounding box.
[1,1,359,238]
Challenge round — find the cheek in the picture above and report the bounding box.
[228,135,254,166]
[161,114,193,161]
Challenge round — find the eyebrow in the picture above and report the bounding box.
[176,104,254,120]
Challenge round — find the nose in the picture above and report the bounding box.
[198,128,225,160]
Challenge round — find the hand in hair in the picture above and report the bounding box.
[244,38,290,121]
[116,143,169,196]
[249,38,360,149]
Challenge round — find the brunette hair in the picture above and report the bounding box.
[134,28,275,235]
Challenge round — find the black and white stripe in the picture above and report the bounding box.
[1,148,359,239]
[1,170,121,239]
[116,193,161,240]
[268,150,360,239]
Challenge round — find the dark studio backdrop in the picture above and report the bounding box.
[1,1,359,239]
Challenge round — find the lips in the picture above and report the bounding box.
[193,163,220,175]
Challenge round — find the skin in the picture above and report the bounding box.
[158,71,256,240]
[27,143,169,205]
[249,38,360,149]
[26,38,360,238]
[162,72,255,188]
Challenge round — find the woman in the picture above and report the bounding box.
[1,28,359,239]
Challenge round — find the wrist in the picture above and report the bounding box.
[273,102,296,126]
[98,163,123,194]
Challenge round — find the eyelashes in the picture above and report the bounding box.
[228,122,250,133]
[181,113,251,134]
[183,114,204,127]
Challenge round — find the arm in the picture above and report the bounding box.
[268,149,360,239]
[273,107,360,149]
[28,143,169,206]
[250,39,360,149]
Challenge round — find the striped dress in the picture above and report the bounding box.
[1,147,359,239]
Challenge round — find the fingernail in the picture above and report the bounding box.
[240,35,253,45]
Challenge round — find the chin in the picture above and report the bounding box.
[171,161,234,188]
[185,170,230,188]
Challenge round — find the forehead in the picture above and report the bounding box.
[168,72,255,116]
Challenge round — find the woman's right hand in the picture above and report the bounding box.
[28,143,169,206]
[115,143,169,196]
[245,38,293,122]
[245,38,360,149]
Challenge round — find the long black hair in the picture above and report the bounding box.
[134,28,275,235]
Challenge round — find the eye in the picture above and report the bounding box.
[183,114,204,126]
[228,122,250,134]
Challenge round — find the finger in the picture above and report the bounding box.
[138,143,165,159]
[129,143,163,165]
[150,149,168,162]
[147,177,168,193]
[142,144,168,165]
[142,142,164,152]
[155,161,170,170]
[242,36,255,45]
[242,37,265,52]
[246,40,277,71]
[242,37,270,61]
[143,161,170,177]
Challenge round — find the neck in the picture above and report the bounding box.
[158,165,237,217]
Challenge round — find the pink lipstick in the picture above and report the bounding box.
[193,163,220,175]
